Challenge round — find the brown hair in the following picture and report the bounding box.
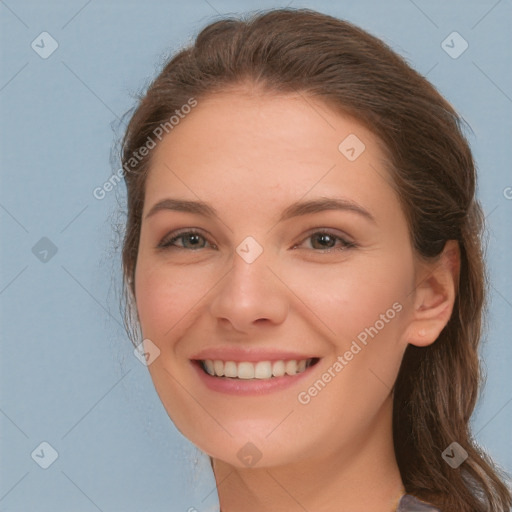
[119,8,511,511]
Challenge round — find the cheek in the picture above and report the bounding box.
[287,256,413,430]
[134,258,208,342]
[277,253,413,347]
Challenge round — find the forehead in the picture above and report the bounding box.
[144,91,397,219]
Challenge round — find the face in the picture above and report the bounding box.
[134,89,419,468]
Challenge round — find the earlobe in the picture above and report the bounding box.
[406,240,460,347]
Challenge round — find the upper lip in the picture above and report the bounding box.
[191,348,319,363]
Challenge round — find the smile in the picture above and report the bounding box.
[198,358,320,380]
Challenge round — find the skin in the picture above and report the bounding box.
[134,85,459,512]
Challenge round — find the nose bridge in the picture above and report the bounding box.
[209,239,288,329]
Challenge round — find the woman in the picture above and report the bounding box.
[119,8,511,511]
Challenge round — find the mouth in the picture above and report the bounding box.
[193,357,321,380]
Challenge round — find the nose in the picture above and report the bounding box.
[209,248,289,333]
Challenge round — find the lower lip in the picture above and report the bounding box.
[190,360,320,396]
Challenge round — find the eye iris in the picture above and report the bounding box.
[183,233,204,249]
[312,233,336,249]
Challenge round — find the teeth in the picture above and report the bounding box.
[213,360,224,376]
[238,362,255,379]
[285,360,297,375]
[254,361,270,379]
[272,360,285,377]
[224,361,237,377]
[201,358,314,379]
[204,360,215,375]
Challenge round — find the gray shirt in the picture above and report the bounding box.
[397,494,441,511]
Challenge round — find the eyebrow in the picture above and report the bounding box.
[144,197,376,224]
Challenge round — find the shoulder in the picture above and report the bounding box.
[397,494,441,512]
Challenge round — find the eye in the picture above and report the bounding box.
[157,228,356,252]
[157,229,215,250]
[293,230,357,252]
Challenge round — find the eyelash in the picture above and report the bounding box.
[157,228,357,253]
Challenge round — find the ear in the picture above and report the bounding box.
[405,240,460,347]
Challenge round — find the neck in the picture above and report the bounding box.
[211,395,405,512]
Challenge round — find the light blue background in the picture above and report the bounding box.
[1,1,511,510]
